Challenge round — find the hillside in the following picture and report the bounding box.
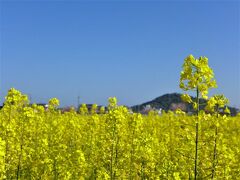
[131,93,239,116]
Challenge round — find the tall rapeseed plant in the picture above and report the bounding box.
[180,55,217,179]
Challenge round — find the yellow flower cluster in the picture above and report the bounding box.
[180,55,217,100]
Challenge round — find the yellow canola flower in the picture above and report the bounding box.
[48,98,60,108]
[224,107,230,114]
[179,55,217,100]
[79,104,88,115]
[181,94,192,103]
[108,97,118,109]
[23,107,35,118]
[205,97,217,112]
[193,102,198,110]
[205,94,229,113]
[5,88,29,106]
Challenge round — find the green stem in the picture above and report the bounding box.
[5,105,12,179]
[110,116,117,180]
[17,114,25,180]
[194,87,199,180]
[212,107,219,180]
[129,122,135,180]
[211,126,218,180]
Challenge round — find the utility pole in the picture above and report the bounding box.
[29,94,32,104]
[77,96,80,109]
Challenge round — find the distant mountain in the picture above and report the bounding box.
[131,93,239,116]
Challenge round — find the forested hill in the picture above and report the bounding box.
[131,93,239,116]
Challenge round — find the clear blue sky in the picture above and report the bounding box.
[1,1,239,108]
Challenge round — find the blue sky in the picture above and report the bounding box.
[1,1,239,108]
